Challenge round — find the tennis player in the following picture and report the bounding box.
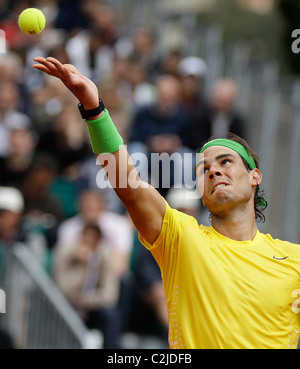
[33,57,300,349]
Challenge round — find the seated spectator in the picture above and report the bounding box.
[0,81,32,158]
[56,189,134,331]
[34,104,90,220]
[82,2,120,46]
[159,49,183,77]
[20,155,64,249]
[29,74,73,132]
[208,78,246,139]
[0,186,46,262]
[53,222,121,349]
[0,186,25,243]
[128,27,160,82]
[128,74,193,196]
[66,27,114,85]
[34,104,90,173]
[0,121,36,188]
[57,189,133,280]
[187,78,246,153]
[79,155,125,215]
[178,56,208,111]
[178,56,211,152]
[127,62,157,110]
[0,51,28,113]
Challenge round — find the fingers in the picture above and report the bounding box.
[32,63,51,74]
[32,57,65,80]
[32,57,51,74]
[45,57,68,77]
[33,56,47,63]
[32,57,82,84]
[32,57,59,77]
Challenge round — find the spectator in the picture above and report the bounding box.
[0,51,23,84]
[36,0,60,28]
[79,155,125,215]
[53,222,121,349]
[66,27,114,85]
[0,52,29,113]
[185,77,246,158]
[83,2,120,46]
[56,189,134,330]
[129,75,186,150]
[0,81,32,158]
[20,155,63,249]
[106,54,133,106]
[54,0,90,32]
[35,104,90,173]
[127,62,157,109]
[178,56,211,152]
[128,27,160,82]
[0,186,25,243]
[29,74,72,132]
[159,49,183,77]
[0,122,36,188]
[178,56,208,111]
[207,78,246,139]
[57,189,133,280]
[0,186,46,262]
[128,74,193,196]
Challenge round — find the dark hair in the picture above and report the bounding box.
[201,132,268,223]
[82,223,102,239]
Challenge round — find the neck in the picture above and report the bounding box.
[211,206,258,241]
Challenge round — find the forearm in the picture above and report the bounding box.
[91,118,165,244]
[97,146,147,203]
[84,106,150,200]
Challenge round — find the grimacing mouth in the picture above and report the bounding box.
[211,183,229,195]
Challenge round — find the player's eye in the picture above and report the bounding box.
[200,167,209,174]
[221,159,231,166]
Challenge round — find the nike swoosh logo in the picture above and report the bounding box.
[273,256,289,261]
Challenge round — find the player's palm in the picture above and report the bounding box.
[33,57,99,108]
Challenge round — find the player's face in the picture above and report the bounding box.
[196,146,261,216]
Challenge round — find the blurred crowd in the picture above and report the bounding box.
[0,0,247,348]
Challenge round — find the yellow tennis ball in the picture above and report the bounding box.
[18,8,46,36]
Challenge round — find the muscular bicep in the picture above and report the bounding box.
[124,184,166,244]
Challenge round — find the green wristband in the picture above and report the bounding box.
[85,109,123,154]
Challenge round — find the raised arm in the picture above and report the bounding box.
[33,57,165,243]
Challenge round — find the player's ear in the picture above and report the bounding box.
[251,168,262,187]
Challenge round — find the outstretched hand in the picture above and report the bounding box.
[32,57,99,110]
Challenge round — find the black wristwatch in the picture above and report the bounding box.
[78,98,105,119]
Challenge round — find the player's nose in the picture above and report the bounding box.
[208,166,222,180]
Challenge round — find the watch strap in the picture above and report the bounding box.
[78,99,105,119]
